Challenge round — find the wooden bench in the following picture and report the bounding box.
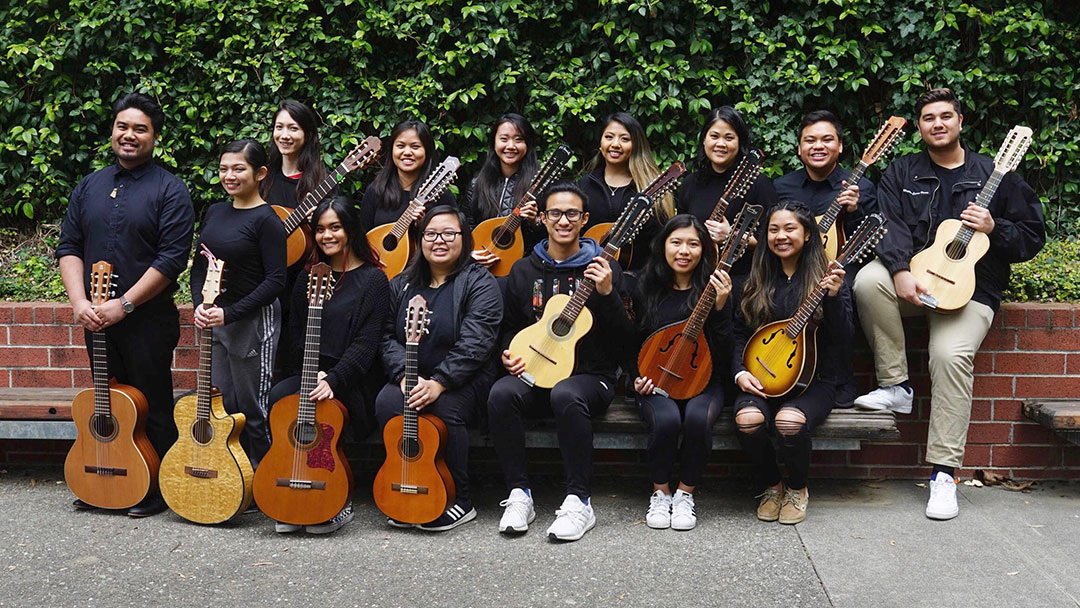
[1023,399,1080,447]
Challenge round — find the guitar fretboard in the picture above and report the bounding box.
[195,327,214,422]
[282,165,350,234]
[555,243,618,325]
[402,342,419,441]
[91,332,111,417]
[298,304,324,426]
[818,160,869,233]
[952,169,1006,248]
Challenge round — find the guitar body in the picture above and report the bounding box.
[253,395,353,525]
[64,382,158,509]
[272,205,314,268]
[159,391,253,524]
[508,293,594,389]
[372,413,455,524]
[909,219,988,312]
[741,319,818,398]
[367,222,411,279]
[472,216,524,277]
[583,222,633,268]
[637,322,713,400]
[817,213,845,262]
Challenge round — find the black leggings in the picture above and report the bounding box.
[636,383,724,487]
[487,374,615,499]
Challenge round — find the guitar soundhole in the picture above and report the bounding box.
[492,228,515,249]
[89,414,118,443]
[551,317,572,338]
[293,421,319,448]
[383,234,398,251]
[399,437,422,461]
[945,240,966,261]
[191,419,214,445]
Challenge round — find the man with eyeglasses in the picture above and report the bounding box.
[487,182,631,541]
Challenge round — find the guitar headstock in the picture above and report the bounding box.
[405,294,430,344]
[606,194,654,250]
[722,149,764,203]
[993,125,1033,173]
[306,262,336,308]
[415,156,462,205]
[341,136,382,173]
[836,213,887,268]
[88,261,115,307]
[642,161,688,200]
[860,116,907,166]
[529,144,573,196]
[198,245,226,307]
[719,204,763,267]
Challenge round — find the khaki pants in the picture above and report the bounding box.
[853,259,995,468]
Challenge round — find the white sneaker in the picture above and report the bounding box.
[546,494,596,541]
[498,488,535,534]
[854,384,913,414]
[275,521,302,534]
[306,501,353,534]
[926,472,959,520]
[645,490,672,529]
[670,489,697,531]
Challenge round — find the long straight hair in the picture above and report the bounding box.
[309,196,381,269]
[261,100,328,203]
[402,205,474,287]
[694,105,752,173]
[739,202,829,329]
[584,112,674,223]
[638,214,717,330]
[368,119,438,210]
[473,113,539,219]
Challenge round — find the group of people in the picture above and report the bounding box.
[56,86,1044,541]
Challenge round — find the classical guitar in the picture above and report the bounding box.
[706,149,763,229]
[64,261,159,509]
[909,125,1034,312]
[159,246,254,524]
[741,213,886,397]
[273,136,381,267]
[372,295,455,524]
[472,144,573,277]
[253,263,353,525]
[367,156,461,279]
[637,204,763,399]
[817,116,906,261]
[508,194,654,389]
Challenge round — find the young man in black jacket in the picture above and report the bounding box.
[487,182,630,541]
[852,88,1045,520]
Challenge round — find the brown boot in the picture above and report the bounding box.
[755,487,783,522]
[779,487,808,525]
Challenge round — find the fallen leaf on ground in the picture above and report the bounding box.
[248,562,273,567]
[963,479,984,487]
[852,535,865,539]
[29,479,37,487]
[915,483,927,488]
[1026,524,1045,528]
[1007,571,1020,576]
[890,540,896,546]
[1001,480,1034,492]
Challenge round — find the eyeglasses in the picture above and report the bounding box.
[421,230,462,242]
[543,209,583,222]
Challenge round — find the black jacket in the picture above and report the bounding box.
[577,166,663,272]
[876,146,1045,311]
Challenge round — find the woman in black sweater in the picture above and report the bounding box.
[731,202,851,525]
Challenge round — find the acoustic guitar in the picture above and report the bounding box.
[367,156,461,279]
[273,136,381,267]
[372,295,456,524]
[909,125,1034,312]
[64,261,159,509]
[253,263,354,525]
[741,213,886,397]
[637,204,763,399]
[706,149,763,230]
[471,144,573,277]
[509,194,654,389]
[159,246,254,524]
[817,116,906,261]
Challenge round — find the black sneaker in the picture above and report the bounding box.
[72,498,96,511]
[306,502,353,535]
[835,381,857,409]
[418,502,477,532]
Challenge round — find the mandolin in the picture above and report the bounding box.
[817,116,906,261]
[273,136,381,267]
[706,149,763,230]
[471,144,573,277]
[253,263,354,525]
[367,156,461,279]
[159,246,254,524]
[64,261,159,509]
[909,125,1034,312]
[372,295,455,524]
[508,194,654,389]
[741,213,886,397]
[637,204,763,399]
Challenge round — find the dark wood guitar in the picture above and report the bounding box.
[742,213,887,397]
[471,144,573,277]
[373,295,456,524]
[253,264,353,525]
[637,204,763,399]
[64,261,159,509]
[272,136,381,267]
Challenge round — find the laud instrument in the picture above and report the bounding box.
[705,149,763,229]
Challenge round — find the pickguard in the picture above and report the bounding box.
[306,423,336,472]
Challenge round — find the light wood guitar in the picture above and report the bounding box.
[367,157,461,279]
[254,264,354,525]
[159,246,254,524]
[64,261,159,509]
[742,213,886,397]
[472,144,573,276]
[817,116,906,261]
[373,295,456,524]
[909,125,1034,312]
[509,194,654,388]
[273,136,381,267]
[637,204,763,399]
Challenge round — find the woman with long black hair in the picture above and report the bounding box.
[259,99,329,210]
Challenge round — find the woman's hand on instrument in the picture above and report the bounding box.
[471,247,498,268]
[961,202,995,234]
[710,269,732,309]
[819,264,846,296]
[585,256,614,295]
[520,200,538,222]
[736,370,767,398]
[501,350,526,376]
[705,217,731,244]
[633,376,656,396]
[193,303,225,328]
[408,377,445,410]
[837,181,860,212]
[74,299,105,332]
[310,371,334,402]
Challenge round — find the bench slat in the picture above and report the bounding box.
[1023,399,1080,430]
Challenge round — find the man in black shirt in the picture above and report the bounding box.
[57,93,195,517]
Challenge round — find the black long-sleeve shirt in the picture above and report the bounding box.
[358,185,456,232]
[576,166,663,272]
[773,166,878,238]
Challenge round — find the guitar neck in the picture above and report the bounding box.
[554,244,617,325]
[786,281,831,338]
[818,161,868,232]
[954,169,1006,246]
[282,164,349,233]
[708,197,729,223]
[195,327,213,422]
[498,192,534,235]
[403,343,419,440]
[682,281,719,342]
[90,331,111,417]
[298,305,324,425]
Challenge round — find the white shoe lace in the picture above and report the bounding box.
[500,496,532,522]
[554,504,591,529]
[647,493,670,518]
[672,494,695,519]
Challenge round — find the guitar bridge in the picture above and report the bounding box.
[276,478,327,490]
[658,365,684,380]
[391,483,429,495]
[528,344,557,365]
[84,465,127,476]
[926,269,955,285]
[755,357,777,378]
[184,466,218,479]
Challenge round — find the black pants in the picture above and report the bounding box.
[636,383,724,487]
[268,375,375,443]
[84,300,179,460]
[487,374,615,499]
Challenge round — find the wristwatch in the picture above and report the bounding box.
[121,297,135,314]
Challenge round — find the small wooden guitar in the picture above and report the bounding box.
[373,295,456,524]
[367,156,461,279]
[637,204,763,399]
[273,136,381,267]
[742,213,887,397]
[909,125,1034,311]
[471,144,573,276]
[706,149,763,228]
[817,116,906,261]
[160,247,254,524]
[254,264,353,525]
[64,261,159,509]
[509,194,654,388]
